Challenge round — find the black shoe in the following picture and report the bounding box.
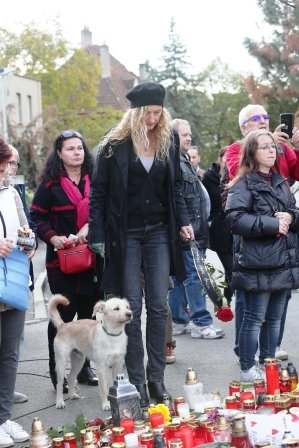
[50,371,69,394]
[148,381,171,403]
[135,383,150,408]
[77,365,98,386]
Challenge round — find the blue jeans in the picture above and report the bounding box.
[234,289,291,356]
[122,223,170,385]
[168,249,212,327]
[239,290,288,371]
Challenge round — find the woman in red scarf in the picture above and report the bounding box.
[31,130,101,391]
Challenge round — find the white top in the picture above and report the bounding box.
[139,155,154,172]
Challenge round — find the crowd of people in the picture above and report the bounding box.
[1,81,299,445]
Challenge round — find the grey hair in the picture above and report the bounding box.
[238,104,266,128]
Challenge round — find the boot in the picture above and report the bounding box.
[50,370,69,394]
[165,340,176,364]
[77,360,98,386]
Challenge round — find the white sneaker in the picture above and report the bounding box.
[0,421,29,443]
[190,322,224,339]
[240,365,264,383]
[275,347,288,361]
[172,322,191,336]
[0,427,14,448]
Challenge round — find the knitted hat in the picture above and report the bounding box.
[126,82,166,108]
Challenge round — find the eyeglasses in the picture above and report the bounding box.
[59,130,82,140]
[257,144,277,151]
[8,161,20,167]
[244,114,270,124]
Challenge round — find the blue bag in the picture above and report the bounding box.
[0,210,29,311]
[0,247,29,310]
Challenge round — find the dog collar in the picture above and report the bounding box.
[102,326,123,337]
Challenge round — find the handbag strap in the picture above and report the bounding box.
[0,210,6,238]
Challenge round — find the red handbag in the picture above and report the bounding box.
[57,242,95,274]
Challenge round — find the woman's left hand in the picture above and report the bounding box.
[76,223,89,244]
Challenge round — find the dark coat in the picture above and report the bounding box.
[202,163,232,254]
[225,172,299,292]
[89,138,189,295]
[180,153,209,249]
[31,177,99,296]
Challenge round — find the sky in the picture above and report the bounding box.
[2,0,267,77]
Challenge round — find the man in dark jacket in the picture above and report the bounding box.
[168,119,224,339]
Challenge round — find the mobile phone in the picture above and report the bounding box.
[280,113,294,139]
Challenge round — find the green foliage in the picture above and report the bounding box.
[243,0,299,114]
[0,20,68,76]
[48,413,86,442]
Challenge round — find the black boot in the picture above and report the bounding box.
[135,383,150,408]
[148,381,171,403]
[50,371,68,394]
[77,360,98,386]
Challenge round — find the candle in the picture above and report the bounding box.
[179,425,193,448]
[149,413,164,428]
[265,358,280,395]
[120,419,135,435]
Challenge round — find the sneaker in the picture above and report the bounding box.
[0,427,14,448]
[190,323,224,339]
[275,347,288,361]
[240,365,264,383]
[172,322,191,336]
[0,421,29,443]
[13,392,28,403]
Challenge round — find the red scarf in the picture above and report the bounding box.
[60,174,90,230]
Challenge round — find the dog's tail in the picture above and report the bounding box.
[48,294,70,329]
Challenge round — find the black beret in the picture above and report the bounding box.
[126,82,166,108]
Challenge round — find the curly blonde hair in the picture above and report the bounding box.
[100,106,172,161]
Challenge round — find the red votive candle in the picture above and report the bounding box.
[149,412,164,428]
[265,358,280,395]
[179,425,193,448]
[120,418,135,434]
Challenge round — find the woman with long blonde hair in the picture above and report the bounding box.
[89,82,193,407]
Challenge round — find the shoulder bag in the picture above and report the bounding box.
[0,211,30,310]
[57,241,95,274]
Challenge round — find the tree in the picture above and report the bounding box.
[0,21,122,188]
[243,0,299,118]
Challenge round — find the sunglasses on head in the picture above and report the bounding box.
[59,130,82,140]
[243,114,270,124]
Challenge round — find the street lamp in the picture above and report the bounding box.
[0,67,14,140]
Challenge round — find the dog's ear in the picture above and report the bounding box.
[92,301,106,317]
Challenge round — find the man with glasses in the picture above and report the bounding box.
[226,104,299,363]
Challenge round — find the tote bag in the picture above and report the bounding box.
[0,211,29,310]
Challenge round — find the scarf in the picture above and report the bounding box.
[60,174,90,230]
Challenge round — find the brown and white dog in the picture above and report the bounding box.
[48,294,133,410]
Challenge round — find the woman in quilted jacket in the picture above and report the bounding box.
[225,129,299,383]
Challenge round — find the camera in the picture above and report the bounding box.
[17,227,35,251]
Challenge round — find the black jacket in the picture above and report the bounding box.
[225,172,299,292]
[202,163,232,254]
[89,138,189,295]
[180,153,209,249]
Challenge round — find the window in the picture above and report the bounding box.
[27,95,32,122]
[16,93,22,124]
